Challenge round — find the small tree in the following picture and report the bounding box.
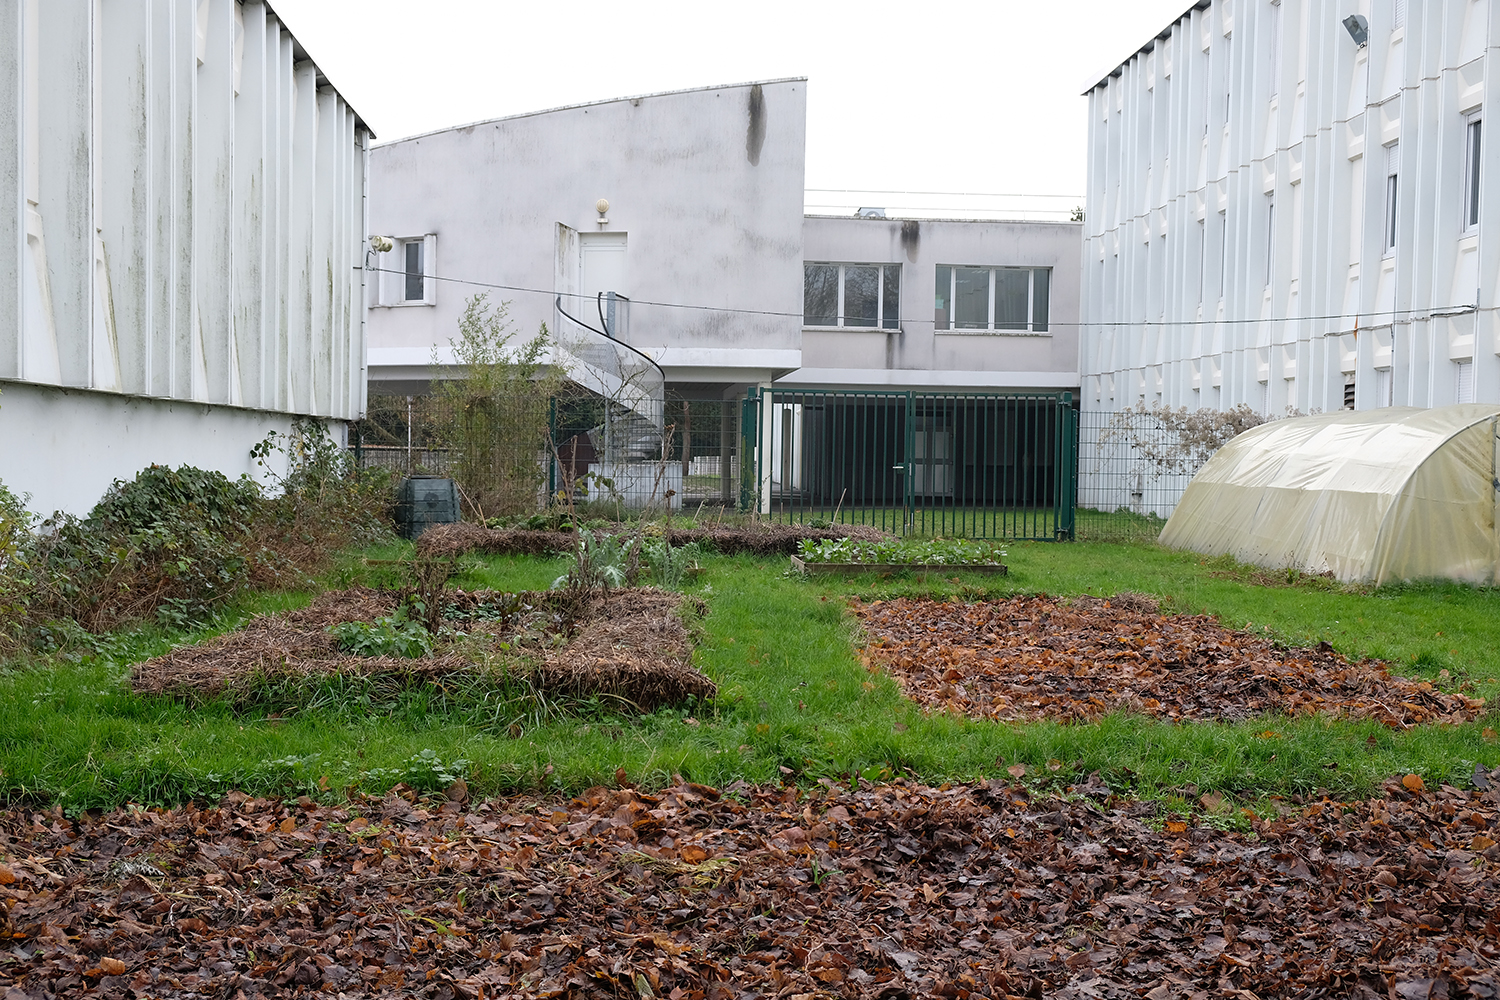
[433,295,561,519]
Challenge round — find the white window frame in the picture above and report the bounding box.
[802,262,900,330]
[1456,359,1475,404]
[934,265,1052,335]
[381,235,437,307]
[1464,113,1483,233]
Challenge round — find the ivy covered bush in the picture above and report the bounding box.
[0,419,395,651]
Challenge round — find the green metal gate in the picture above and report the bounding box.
[742,388,1077,540]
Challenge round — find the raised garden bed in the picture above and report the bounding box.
[130,586,714,710]
[416,520,893,559]
[793,536,1008,576]
[854,592,1487,726]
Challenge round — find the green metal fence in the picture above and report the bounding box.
[743,389,1078,541]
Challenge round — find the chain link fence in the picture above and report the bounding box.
[1074,409,1205,543]
[353,393,743,517]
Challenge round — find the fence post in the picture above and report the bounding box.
[548,397,557,500]
[740,388,759,512]
[903,391,915,536]
[1056,393,1077,540]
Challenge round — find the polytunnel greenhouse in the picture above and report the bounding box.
[1159,405,1500,585]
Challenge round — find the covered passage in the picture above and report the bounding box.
[1160,405,1500,585]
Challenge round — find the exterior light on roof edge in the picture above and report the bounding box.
[1343,14,1369,47]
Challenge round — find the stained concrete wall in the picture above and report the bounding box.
[789,215,1082,391]
[366,80,807,391]
[0,0,369,512]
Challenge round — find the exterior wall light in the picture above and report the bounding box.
[1343,14,1369,47]
[596,198,610,226]
[369,235,394,253]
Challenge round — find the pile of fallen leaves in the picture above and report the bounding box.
[130,587,714,711]
[416,521,891,560]
[1,774,1498,999]
[853,594,1486,727]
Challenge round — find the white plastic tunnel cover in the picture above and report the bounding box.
[1159,405,1500,586]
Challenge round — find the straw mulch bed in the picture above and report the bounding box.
[416,520,891,560]
[854,593,1488,727]
[130,586,714,710]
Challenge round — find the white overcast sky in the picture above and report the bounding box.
[270,0,1190,218]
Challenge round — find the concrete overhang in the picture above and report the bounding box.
[774,368,1080,394]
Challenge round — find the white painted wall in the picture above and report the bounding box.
[0,380,313,516]
[366,80,808,393]
[789,216,1081,391]
[1082,0,1500,417]
[0,0,369,513]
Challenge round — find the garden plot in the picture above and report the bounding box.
[854,594,1486,726]
[1,776,1497,998]
[130,586,714,710]
[416,520,892,559]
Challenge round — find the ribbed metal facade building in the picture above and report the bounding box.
[1082,0,1499,417]
[0,0,370,514]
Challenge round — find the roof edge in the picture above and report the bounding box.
[262,0,375,138]
[1081,0,1211,97]
[374,77,810,148]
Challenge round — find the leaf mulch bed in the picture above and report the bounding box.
[129,587,714,710]
[2,774,1499,999]
[416,521,892,560]
[853,594,1486,727]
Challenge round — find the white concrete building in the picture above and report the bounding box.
[366,81,1081,400]
[366,80,808,397]
[1081,0,1500,418]
[790,215,1079,393]
[0,0,370,515]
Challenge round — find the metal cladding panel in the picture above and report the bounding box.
[0,0,19,379]
[0,0,367,420]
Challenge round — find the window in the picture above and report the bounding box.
[934,266,1050,333]
[803,263,900,329]
[381,235,434,306]
[1343,376,1356,410]
[404,240,425,302]
[1465,115,1482,231]
[1457,360,1475,403]
[1265,199,1275,286]
[1384,144,1399,255]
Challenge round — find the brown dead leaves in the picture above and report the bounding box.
[853,594,1486,727]
[1,777,1499,998]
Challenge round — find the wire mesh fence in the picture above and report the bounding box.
[353,392,743,518]
[352,392,1212,543]
[1073,408,1206,542]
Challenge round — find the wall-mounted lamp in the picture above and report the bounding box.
[595,198,610,226]
[369,235,394,253]
[1342,14,1369,47]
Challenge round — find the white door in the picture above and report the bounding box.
[580,233,628,325]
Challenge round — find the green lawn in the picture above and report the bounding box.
[0,539,1495,814]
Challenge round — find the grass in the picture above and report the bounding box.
[0,539,1496,814]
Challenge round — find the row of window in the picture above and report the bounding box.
[803,263,1052,333]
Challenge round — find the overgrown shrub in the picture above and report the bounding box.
[0,420,396,648]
